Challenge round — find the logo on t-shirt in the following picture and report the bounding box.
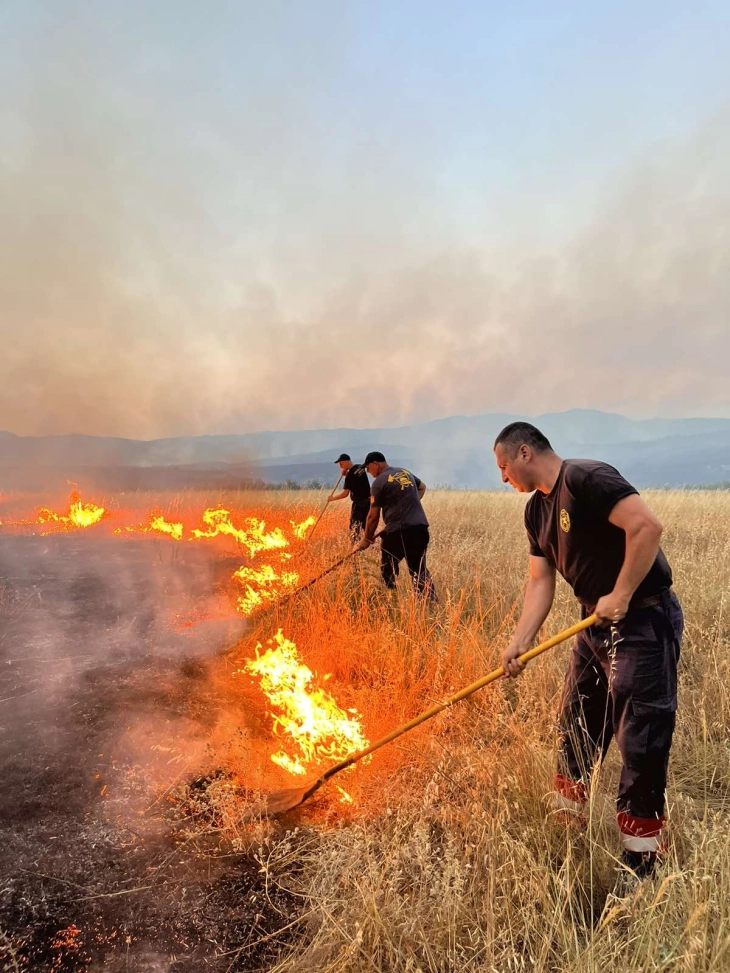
[559,508,571,533]
[387,470,413,491]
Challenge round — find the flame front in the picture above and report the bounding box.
[3,488,364,801]
[113,511,184,540]
[148,514,184,540]
[192,509,289,556]
[34,490,106,531]
[242,630,369,776]
[233,563,300,616]
[290,515,316,540]
[8,496,321,619]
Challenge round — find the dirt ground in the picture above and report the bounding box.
[0,534,302,972]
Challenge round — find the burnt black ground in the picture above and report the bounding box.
[0,534,302,972]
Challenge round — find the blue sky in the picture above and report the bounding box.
[1,1,729,436]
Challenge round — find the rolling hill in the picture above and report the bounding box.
[1,410,729,491]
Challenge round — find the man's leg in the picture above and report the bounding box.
[609,593,683,876]
[555,623,613,819]
[349,500,369,541]
[379,531,403,589]
[402,526,437,601]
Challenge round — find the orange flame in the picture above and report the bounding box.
[335,785,354,804]
[233,563,300,616]
[192,509,289,556]
[34,490,106,531]
[148,514,184,540]
[241,630,369,776]
[112,511,184,540]
[290,515,316,540]
[6,489,364,791]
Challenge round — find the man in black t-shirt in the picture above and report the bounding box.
[327,453,372,539]
[494,421,683,881]
[354,451,437,601]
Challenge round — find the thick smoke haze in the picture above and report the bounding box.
[1,1,729,438]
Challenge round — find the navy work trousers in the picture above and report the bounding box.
[556,590,683,852]
[380,525,437,601]
[349,499,370,540]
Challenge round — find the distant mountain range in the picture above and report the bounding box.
[2,409,730,491]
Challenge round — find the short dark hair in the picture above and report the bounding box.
[494,422,552,455]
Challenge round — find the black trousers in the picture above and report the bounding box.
[556,590,683,852]
[349,500,370,539]
[380,525,437,600]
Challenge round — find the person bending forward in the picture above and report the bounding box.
[328,453,371,540]
[495,422,683,879]
[355,451,437,601]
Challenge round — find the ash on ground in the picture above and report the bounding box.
[0,536,301,972]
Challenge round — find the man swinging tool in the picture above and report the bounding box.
[494,422,683,881]
[355,451,437,601]
[328,453,372,540]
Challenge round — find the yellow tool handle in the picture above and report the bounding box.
[323,614,597,781]
[306,472,344,543]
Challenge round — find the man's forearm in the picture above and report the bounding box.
[510,576,556,649]
[612,522,662,601]
[417,483,426,499]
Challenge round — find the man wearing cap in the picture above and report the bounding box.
[494,421,683,882]
[355,452,437,601]
[328,453,372,540]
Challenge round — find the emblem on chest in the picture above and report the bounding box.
[559,508,571,533]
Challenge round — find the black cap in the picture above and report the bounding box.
[363,450,386,465]
[334,453,351,463]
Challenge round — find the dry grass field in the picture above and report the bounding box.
[1,487,728,971]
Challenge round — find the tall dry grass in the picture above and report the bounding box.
[5,485,728,968]
[214,489,730,972]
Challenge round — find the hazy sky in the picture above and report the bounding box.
[1,0,729,438]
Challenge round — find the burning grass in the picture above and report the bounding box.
[1,488,729,970]
[238,629,369,779]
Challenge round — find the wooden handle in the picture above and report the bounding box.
[323,614,597,780]
[263,529,386,614]
[306,473,344,542]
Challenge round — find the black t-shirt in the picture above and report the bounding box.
[370,466,428,531]
[343,464,371,503]
[524,459,673,608]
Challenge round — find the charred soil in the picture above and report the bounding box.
[0,536,301,972]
